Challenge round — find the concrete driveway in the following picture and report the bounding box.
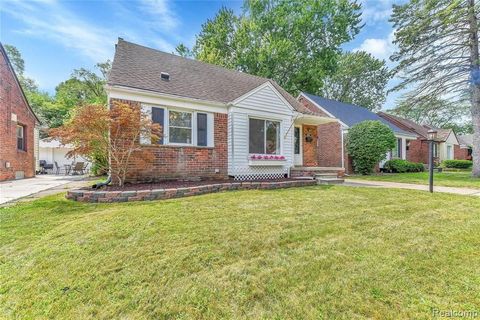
[0,175,88,204]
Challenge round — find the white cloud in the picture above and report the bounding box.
[3,1,115,61]
[2,0,179,62]
[360,0,394,23]
[139,0,179,31]
[355,31,396,61]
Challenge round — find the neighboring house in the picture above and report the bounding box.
[105,39,342,183]
[378,112,462,164]
[457,134,473,160]
[39,138,91,173]
[0,42,41,181]
[298,93,417,174]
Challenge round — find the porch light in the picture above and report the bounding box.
[427,129,437,141]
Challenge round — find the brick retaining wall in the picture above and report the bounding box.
[67,180,317,203]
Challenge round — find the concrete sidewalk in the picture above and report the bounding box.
[0,175,90,205]
[344,179,480,197]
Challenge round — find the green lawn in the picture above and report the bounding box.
[1,186,480,319]
[349,171,480,189]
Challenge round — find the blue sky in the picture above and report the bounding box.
[1,0,401,109]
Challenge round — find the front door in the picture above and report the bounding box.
[294,126,302,166]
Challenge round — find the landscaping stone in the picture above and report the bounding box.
[66,179,317,203]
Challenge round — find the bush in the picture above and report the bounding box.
[346,120,397,175]
[441,160,473,169]
[384,159,425,173]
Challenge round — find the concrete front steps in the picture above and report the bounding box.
[291,167,345,185]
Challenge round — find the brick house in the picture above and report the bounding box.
[0,43,41,181]
[106,39,344,183]
[297,93,418,174]
[378,112,464,164]
[457,134,473,160]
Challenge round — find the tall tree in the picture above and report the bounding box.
[4,44,111,128]
[320,51,391,111]
[4,44,39,93]
[179,0,362,95]
[391,0,480,176]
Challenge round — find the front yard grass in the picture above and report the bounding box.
[1,186,480,319]
[349,171,480,189]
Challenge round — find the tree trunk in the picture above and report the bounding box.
[468,0,480,177]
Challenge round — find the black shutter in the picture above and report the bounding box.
[152,107,164,144]
[197,113,207,146]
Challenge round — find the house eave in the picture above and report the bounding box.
[294,113,338,126]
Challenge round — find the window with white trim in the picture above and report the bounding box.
[140,104,214,147]
[17,125,25,151]
[168,110,192,144]
[249,118,281,154]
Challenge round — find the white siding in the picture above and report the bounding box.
[439,132,459,162]
[234,85,293,116]
[228,84,295,179]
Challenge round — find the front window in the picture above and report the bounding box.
[249,118,280,154]
[396,138,402,158]
[16,125,25,151]
[169,110,192,144]
[447,145,453,160]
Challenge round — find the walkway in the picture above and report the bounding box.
[344,179,480,197]
[0,175,90,205]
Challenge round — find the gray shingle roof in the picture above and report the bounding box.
[302,93,416,136]
[378,112,455,142]
[458,134,473,146]
[108,39,314,114]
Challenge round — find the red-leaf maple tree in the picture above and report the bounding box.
[50,102,160,186]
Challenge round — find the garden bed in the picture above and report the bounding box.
[67,179,317,203]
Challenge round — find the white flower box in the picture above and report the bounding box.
[248,159,287,166]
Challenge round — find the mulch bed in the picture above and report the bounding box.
[91,178,303,191]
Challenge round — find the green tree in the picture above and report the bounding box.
[191,7,239,68]
[320,51,391,111]
[4,44,39,93]
[390,0,480,176]
[346,120,396,175]
[5,44,112,129]
[180,0,362,95]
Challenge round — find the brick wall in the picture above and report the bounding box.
[0,49,36,181]
[110,98,228,184]
[317,122,343,167]
[406,138,428,163]
[454,144,471,160]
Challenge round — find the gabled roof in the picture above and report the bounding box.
[458,134,473,147]
[300,93,416,137]
[108,39,315,115]
[0,42,41,124]
[378,112,456,142]
[377,112,431,139]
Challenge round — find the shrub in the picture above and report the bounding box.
[441,160,473,169]
[346,120,397,175]
[384,159,425,173]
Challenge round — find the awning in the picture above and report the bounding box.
[294,114,338,126]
